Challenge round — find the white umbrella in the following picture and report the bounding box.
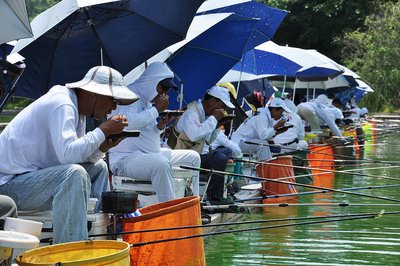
[0,0,33,45]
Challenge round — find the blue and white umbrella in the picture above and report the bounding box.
[12,0,204,99]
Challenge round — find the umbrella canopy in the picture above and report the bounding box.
[197,0,288,51]
[165,14,259,109]
[12,0,203,99]
[123,13,232,85]
[220,41,344,84]
[0,0,33,45]
[294,75,350,90]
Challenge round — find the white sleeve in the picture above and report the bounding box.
[49,105,105,164]
[176,110,218,142]
[255,114,276,140]
[113,102,159,130]
[317,105,343,137]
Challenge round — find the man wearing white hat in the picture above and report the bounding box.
[108,62,201,203]
[0,66,138,244]
[168,86,235,205]
[232,98,291,160]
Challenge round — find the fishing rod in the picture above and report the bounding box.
[47,211,395,241]
[235,183,400,202]
[236,158,400,181]
[129,210,400,247]
[202,202,400,210]
[245,140,400,165]
[181,165,400,203]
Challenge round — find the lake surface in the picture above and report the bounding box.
[205,132,400,265]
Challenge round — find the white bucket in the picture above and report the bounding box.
[171,167,192,198]
[4,217,43,238]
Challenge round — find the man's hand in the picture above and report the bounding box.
[157,114,175,130]
[273,119,288,135]
[98,115,128,137]
[99,137,125,152]
[153,94,169,113]
[212,108,225,121]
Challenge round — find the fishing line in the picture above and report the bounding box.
[181,165,400,203]
[235,183,400,202]
[236,158,400,181]
[244,140,400,165]
[202,202,400,209]
[129,210,400,247]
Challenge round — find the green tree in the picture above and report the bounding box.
[338,1,400,112]
[26,0,59,20]
[261,0,376,63]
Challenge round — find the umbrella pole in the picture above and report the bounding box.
[282,75,286,93]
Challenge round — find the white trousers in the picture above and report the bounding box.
[112,148,200,202]
[297,105,321,131]
[238,139,272,161]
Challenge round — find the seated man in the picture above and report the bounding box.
[297,94,343,138]
[273,97,308,153]
[0,66,137,244]
[231,98,291,161]
[108,62,200,203]
[168,86,235,204]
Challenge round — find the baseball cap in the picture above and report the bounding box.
[159,77,178,90]
[268,97,291,113]
[206,86,235,109]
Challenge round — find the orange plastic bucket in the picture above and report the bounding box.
[307,144,334,175]
[256,156,298,203]
[122,196,205,266]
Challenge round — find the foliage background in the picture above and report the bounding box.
[20,0,400,112]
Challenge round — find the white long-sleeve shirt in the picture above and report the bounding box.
[273,111,305,144]
[0,85,105,185]
[175,100,220,154]
[108,62,174,167]
[231,107,276,144]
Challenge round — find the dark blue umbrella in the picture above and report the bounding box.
[12,0,203,99]
[165,14,258,109]
[197,0,288,51]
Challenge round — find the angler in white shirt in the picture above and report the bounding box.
[297,94,343,138]
[169,86,235,205]
[231,98,292,160]
[273,98,308,153]
[108,62,200,202]
[0,66,138,244]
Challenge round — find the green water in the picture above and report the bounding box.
[205,134,400,265]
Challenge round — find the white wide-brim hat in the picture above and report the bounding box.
[66,66,139,105]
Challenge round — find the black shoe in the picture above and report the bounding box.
[201,213,211,225]
[209,196,235,206]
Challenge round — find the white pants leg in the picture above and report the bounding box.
[114,151,175,202]
[160,148,201,196]
[298,105,321,131]
[239,139,272,160]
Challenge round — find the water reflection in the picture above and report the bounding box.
[205,133,400,265]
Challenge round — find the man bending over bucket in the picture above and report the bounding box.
[232,98,292,160]
[0,66,138,244]
[108,62,200,202]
